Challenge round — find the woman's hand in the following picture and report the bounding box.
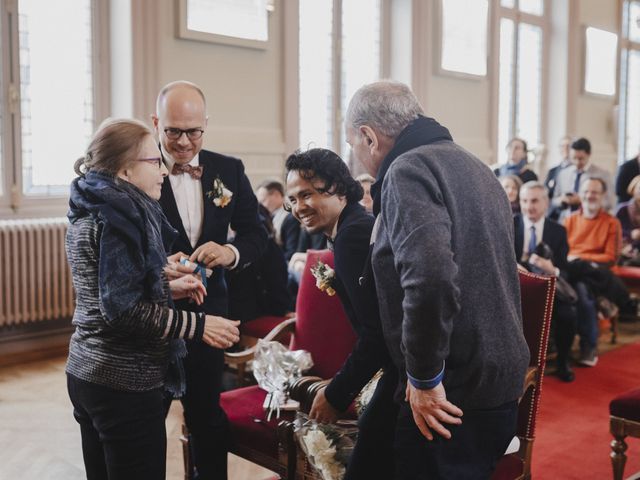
[631,228,640,241]
[165,252,198,280]
[170,275,206,304]
[202,316,241,349]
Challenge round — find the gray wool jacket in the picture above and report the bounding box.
[372,140,530,410]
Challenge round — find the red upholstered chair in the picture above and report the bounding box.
[491,271,555,480]
[611,265,640,296]
[226,315,292,386]
[289,270,556,480]
[216,249,357,479]
[609,387,640,480]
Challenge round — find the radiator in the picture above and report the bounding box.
[0,218,74,327]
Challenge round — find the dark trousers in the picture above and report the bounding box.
[575,281,598,351]
[167,341,229,480]
[345,367,399,480]
[553,299,578,364]
[67,374,166,480]
[394,399,518,480]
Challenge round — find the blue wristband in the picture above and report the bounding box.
[407,363,445,390]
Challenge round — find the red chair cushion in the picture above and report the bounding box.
[611,265,640,288]
[610,387,640,422]
[490,453,524,480]
[221,385,296,458]
[240,315,290,340]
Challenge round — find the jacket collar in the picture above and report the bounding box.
[371,115,453,215]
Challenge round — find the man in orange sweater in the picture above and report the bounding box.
[564,176,622,366]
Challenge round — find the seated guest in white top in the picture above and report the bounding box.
[550,137,614,220]
[355,173,375,213]
[493,137,538,183]
[256,179,288,246]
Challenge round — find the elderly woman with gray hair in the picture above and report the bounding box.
[65,118,240,479]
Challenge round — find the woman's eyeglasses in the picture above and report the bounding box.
[137,157,163,169]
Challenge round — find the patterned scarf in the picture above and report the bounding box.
[68,170,178,319]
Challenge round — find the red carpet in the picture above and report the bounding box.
[533,342,640,479]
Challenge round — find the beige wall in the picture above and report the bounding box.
[119,0,624,187]
[571,0,620,173]
[127,0,288,189]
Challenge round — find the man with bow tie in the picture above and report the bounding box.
[153,80,266,479]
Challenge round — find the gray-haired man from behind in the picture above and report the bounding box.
[345,80,530,479]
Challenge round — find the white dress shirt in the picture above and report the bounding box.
[163,150,240,269]
[272,207,288,245]
[165,153,204,248]
[522,216,545,262]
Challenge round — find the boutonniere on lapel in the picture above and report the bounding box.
[310,259,336,296]
[206,176,233,208]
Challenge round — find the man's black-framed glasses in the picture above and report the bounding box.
[164,127,204,141]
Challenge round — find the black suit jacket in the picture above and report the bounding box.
[513,214,568,273]
[615,156,640,204]
[160,149,267,316]
[324,202,393,411]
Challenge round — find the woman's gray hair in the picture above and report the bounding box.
[345,80,424,138]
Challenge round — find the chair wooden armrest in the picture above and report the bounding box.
[523,366,538,396]
[289,376,330,413]
[224,317,297,367]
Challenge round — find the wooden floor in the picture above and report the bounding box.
[0,357,275,479]
[1,320,638,479]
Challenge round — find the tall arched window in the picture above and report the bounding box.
[298,0,382,161]
[0,0,108,215]
[496,0,547,164]
[619,0,640,162]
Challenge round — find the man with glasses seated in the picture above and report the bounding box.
[154,80,266,479]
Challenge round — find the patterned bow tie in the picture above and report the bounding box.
[171,163,203,179]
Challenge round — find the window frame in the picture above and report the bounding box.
[176,0,274,50]
[435,0,490,80]
[582,25,619,98]
[0,0,109,218]
[490,0,550,165]
[294,0,387,157]
[618,0,640,162]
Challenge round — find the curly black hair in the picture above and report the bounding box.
[285,148,364,204]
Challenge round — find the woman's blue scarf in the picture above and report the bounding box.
[68,170,187,397]
[68,170,177,318]
[499,157,528,177]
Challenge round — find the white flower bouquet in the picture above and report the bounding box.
[253,340,314,420]
[294,412,358,480]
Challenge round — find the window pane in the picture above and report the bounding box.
[498,18,515,165]
[519,0,544,16]
[299,0,333,150]
[19,0,94,195]
[186,0,269,42]
[441,0,488,76]
[584,27,618,96]
[516,23,542,147]
[501,0,515,8]
[629,1,640,43]
[0,22,3,197]
[341,0,381,159]
[625,50,640,158]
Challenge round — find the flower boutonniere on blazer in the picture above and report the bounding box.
[310,259,336,296]
[206,176,233,207]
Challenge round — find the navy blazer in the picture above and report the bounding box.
[160,149,267,316]
[324,202,393,412]
[513,214,569,273]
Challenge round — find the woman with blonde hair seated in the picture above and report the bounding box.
[499,174,523,215]
[616,174,640,265]
[65,118,240,479]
